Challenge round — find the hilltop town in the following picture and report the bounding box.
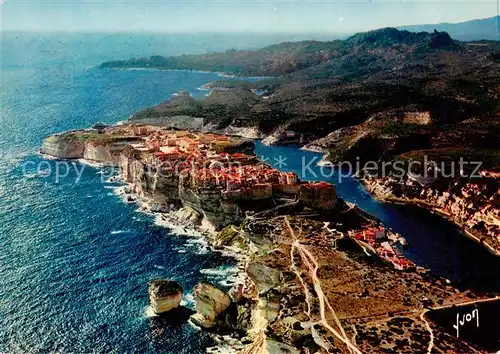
[40,123,494,353]
[99,27,500,262]
[42,123,345,229]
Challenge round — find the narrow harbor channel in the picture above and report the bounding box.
[254,142,500,294]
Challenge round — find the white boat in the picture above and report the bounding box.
[398,236,408,248]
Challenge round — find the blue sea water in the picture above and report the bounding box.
[255,143,500,292]
[1,31,499,353]
[1,32,297,354]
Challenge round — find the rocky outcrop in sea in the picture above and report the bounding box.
[40,125,497,353]
[148,280,183,314]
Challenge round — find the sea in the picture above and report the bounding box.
[1,32,499,353]
[0,31,320,354]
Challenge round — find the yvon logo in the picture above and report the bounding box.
[453,309,479,338]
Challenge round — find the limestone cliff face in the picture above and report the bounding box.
[298,183,339,211]
[121,156,181,204]
[174,207,202,225]
[120,151,246,228]
[190,282,233,328]
[362,176,500,254]
[83,142,126,165]
[41,135,86,159]
[41,132,140,166]
[178,176,245,229]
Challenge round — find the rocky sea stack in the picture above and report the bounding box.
[190,282,233,329]
[148,279,183,315]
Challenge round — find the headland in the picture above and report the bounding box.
[98,27,500,260]
[41,123,497,353]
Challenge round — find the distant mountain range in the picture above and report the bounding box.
[399,16,500,41]
[101,23,500,171]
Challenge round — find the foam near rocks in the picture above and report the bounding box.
[200,264,248,293]
[110,230,130,235]
[105,176,121,183]
[77,158,106,169]
[53,133,256,351]
[145,306,158,318]
[218,273,243,288]
[153,214,203,238]
[180,292,196,309]
[200,267,239,277]
[206,344,240,354]
[206,335,247,353]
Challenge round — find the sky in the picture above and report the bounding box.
[2,0,499,33]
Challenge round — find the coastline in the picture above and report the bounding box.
[41,132,499,258]
[39,137,496,353]
[358,178,500,258]
[8,26,499,352]
[104,159,268,352]
[36,141,267,352]
[39,119,499,353]
[108,67,271,82]
[300,145,326,154]
[116,67,237,79]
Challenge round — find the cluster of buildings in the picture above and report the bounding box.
[116,125,339,210]
[197,165,297,191]
[349,227,415,271]
[139,129,300,192]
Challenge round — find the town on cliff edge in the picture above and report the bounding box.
[41,122,498,353]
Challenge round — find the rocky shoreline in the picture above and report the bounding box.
[35,25,500,351]
[359,175,500,257]
[114,182,266,353]
[41,124,497,353]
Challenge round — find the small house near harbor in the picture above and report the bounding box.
[350,226,386,243]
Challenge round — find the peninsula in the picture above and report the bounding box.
[100,27,500,255]
[40,25,500,354]
[41,123,497,353]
